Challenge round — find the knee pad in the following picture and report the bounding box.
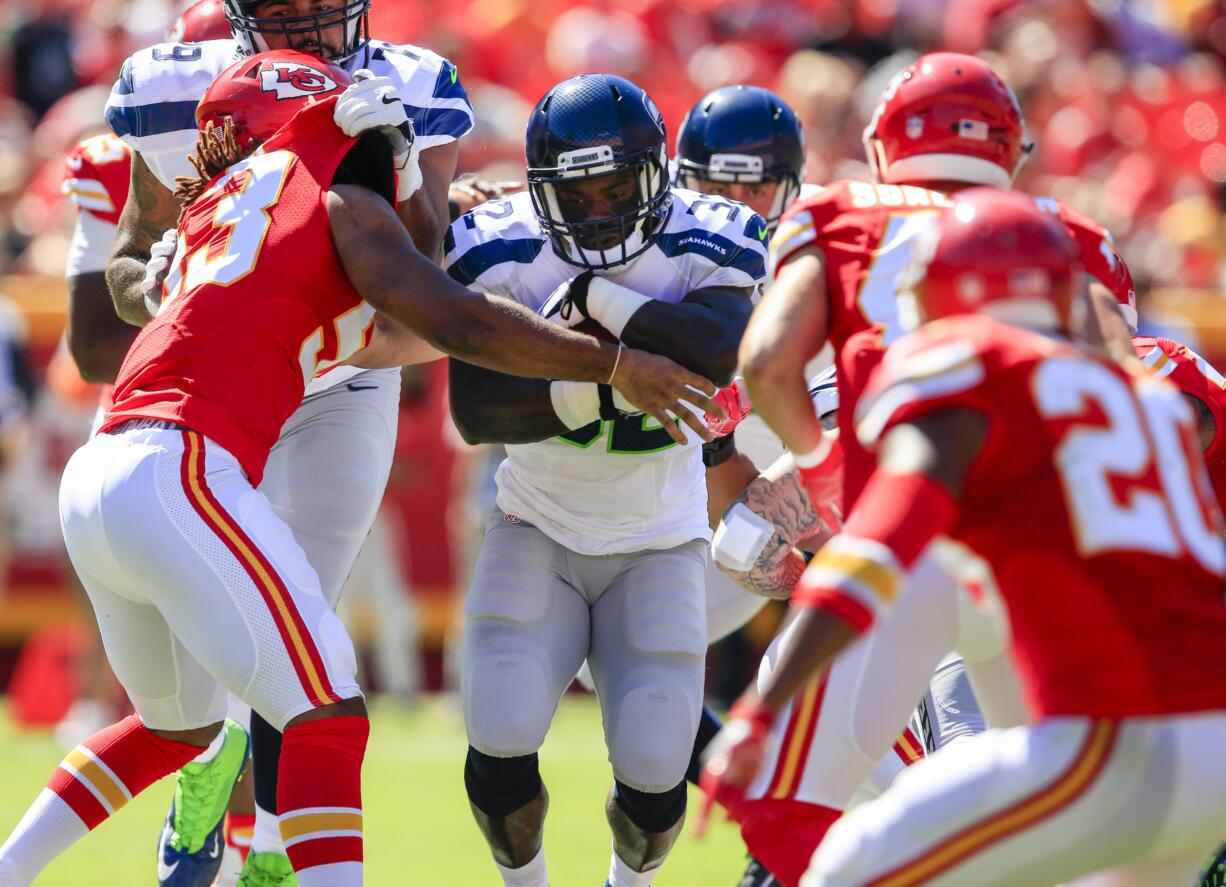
[608,682,700,790]
[464,748,542,818]
[614,779,687,834]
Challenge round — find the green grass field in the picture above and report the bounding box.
[0,696,747,886]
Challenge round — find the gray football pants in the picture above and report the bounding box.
[462,510,708,792]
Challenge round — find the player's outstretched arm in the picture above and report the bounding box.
[740,246,831,456]
[327,183,722,442]
[106,153,179,326]
[66,270,137,382]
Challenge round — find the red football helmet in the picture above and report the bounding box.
[168,0,231,42]
[864,53,1033,189]
[902,187,1080,332]
[196,50,352,147]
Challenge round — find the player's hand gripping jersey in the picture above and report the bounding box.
[100,100,373,486]
[105,38,472,192]
[849,315,1226,720]
[769,180,1135,507]
[444,188,767,555]
[1134,335,1226,502]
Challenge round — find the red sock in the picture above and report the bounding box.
[47,714,203,830]
[225,812,256,863]
[277,716,368,877]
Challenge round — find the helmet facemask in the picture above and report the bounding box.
[222,0,371,66]
[529,143,671,271]
[676,152,803,230]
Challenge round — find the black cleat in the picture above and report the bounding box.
[737,856,781,887]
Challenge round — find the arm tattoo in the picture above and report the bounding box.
[107,153,179,325]
[718,466,829,600]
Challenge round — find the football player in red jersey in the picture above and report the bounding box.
[709,188,1226,886]
[0,51,721,887]
[689,53,1135,887]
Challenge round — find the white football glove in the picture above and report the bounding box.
[334,70,423,202]
[141,228,178,317]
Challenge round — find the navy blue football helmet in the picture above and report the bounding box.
[526,74,671,270]
[675,85,805,229]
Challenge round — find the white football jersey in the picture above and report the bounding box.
[104,37,473,396]
[443,188,768,555]
[105,38,473,192]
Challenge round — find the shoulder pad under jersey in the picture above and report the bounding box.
[359,40,473,149]
[63,133,132,225]
[1037,196,1135,326]
[652,188,768,288]
[105,40,240,190]
[443,192,546,291]
[855,316,1000,447]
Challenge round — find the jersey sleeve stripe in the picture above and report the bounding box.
[106,100,199,140]
[654,229,767,280]
[1140,346,1177,380]
[404,104,474,141]
[431,60,469,103]
[446,237,546,287]
[114,60,136,96]
[768,214,816,276]
[856,356,986,447]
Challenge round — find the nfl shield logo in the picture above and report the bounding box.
[906,116,924,140]
[504,513,522,524]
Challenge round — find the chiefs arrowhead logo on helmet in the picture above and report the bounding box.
[260,61,339,100]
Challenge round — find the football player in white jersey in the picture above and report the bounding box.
[99,3,473,884]
[442,74,767,887]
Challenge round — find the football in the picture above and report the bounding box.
[573,317,618,343]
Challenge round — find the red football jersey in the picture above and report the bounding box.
[62,133,132,227]
[770,182,1135,509]
[856,315,1226,719]
[102,99,375,485]
[1134,335,1226,505]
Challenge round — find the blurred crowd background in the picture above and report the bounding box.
[1,0,1225,740]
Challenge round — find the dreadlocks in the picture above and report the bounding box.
[173,118,250,223]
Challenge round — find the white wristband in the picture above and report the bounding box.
[587,277,652,338]
[793,434,834,469]
[550,381,600,429]
[396,156,423,202]
[712,503,775,572]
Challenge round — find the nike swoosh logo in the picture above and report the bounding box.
[757,226,768,241]
[346,383,378,391]
[450,64,459,85]
[157,823,180,881]
[208,832,221,859]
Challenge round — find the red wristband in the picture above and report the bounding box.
[728,696,777,736]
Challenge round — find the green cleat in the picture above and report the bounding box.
[236,851,298,887]
[168,718,251,855]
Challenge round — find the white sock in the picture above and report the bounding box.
[607,848,659,887]
[496,846,548,887]
[0,789,90,885]
[250,804,285,856]
[294,860,362,887]
[189,727,227,765]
